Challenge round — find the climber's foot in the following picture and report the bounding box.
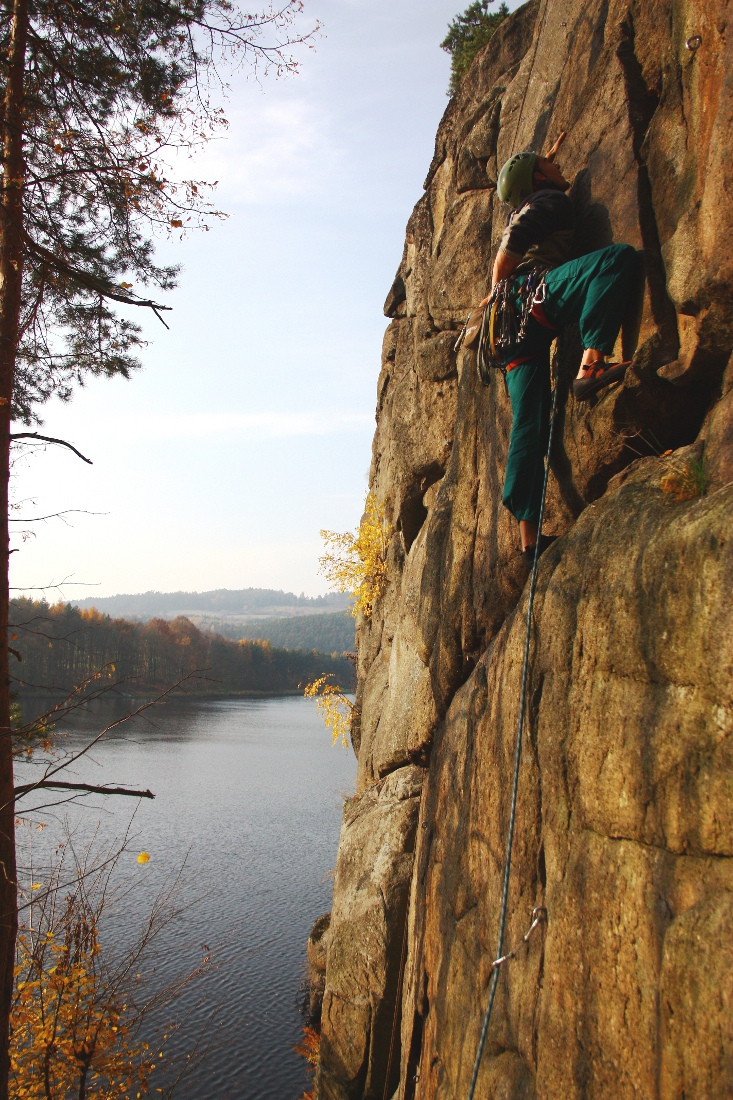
[522,533,557,567]
[573,361,631,401]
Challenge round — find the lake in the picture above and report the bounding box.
[14,694,357,1099]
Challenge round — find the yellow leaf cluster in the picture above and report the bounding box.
[303,676,353,747]
[11,909,159,1099]
[319,493,392,620]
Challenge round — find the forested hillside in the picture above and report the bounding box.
[10,600,352,697]
[72,587,349,619]
[218,612,355,653]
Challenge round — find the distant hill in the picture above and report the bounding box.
[72,587,350,621]
[214,611,355,653]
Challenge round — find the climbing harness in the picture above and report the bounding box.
[466,372,559,1100]
[474,268,550,387]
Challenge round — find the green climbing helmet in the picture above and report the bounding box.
[497,151,537,209]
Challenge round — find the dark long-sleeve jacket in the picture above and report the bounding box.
[499,185,574,272]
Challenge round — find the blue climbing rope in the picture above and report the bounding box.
[466,375,559,1100]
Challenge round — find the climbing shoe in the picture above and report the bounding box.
[572,361,631,401]
[522,534,557,567]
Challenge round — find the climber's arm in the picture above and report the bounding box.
[544,131,566,162]
[492,248,521,288]
[477,249,522,305]
[478,249,522,304]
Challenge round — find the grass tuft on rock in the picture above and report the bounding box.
[660,455,710,502]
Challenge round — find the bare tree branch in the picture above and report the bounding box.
[5,670,206,814]
[9,508,102,522]
[22,232,173,317]
[10,432,92,463]
[14,780,154,799]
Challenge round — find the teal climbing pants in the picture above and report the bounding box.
[503,243,638,523]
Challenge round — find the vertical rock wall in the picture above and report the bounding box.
[314,1,733,1097]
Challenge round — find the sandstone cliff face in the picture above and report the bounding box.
[314,2,733,1097]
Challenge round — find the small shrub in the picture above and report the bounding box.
[294,1025,320,1100]
[303,675,353,747]
[11,886,160,1100]
[319,493,392,620]
[11,836,207,1099]
[294,1025,320,1067]
[441,0,509,96]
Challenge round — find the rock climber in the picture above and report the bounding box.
[482,131,639,564]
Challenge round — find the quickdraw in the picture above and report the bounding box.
[476,280,515,385]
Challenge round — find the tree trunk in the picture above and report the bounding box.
[0,0,28,1091]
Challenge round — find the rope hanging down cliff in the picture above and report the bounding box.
[464,11,557,1090]
[466,375,558,1100]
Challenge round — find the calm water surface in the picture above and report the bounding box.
[15,695,356,1099]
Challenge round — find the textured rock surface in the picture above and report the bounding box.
[315,1,733,1097]
[306,913,331,1026]
[316,765,423,1100]
[399,458,733,1100]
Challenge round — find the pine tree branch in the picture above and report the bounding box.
[22,233,172,322]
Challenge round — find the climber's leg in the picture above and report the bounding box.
[502,351,552,533]
[543,243,639,353]
[541,244,639,398]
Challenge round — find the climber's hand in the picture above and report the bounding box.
[544,131,566,162]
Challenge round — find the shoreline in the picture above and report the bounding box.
[17,687,312,703]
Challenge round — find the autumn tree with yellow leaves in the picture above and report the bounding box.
[305,493,393,745]
[8,682,223,1097]
[11,833,205,1100]
[318,494,392,620]
[11,913,157,1100]
[303,675,353,748]
[0,2,317,1091]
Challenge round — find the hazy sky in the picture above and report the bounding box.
[11,0,521,601]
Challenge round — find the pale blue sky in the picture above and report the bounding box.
[11,0,521,600]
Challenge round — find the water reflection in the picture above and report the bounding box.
[15,695,356,1100]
